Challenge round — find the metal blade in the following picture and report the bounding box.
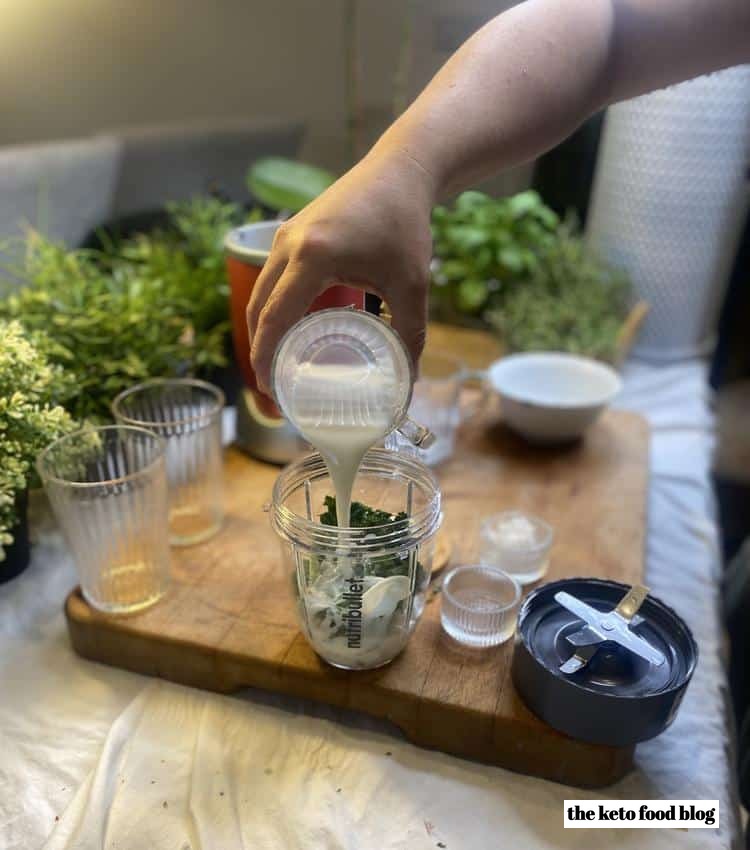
[554,591,599,628]
[566,614,644,647]
[560,643,599,674]
[610,622,666,666]
[614,584,649,621]
[565,625,602,648]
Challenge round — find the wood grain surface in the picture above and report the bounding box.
[66,404,648,788]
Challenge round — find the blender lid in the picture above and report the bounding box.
[517,578,697,700]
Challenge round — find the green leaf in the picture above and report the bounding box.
[498,247,524,274]
[439,259,469,281]
[444,225,487,252]
[508,190,543,219]
[0,198,236,421]
[247,157,336,213]
[431,205,449,223]
[456,278,489,314]
[536,206,560,229]
[455,191,490,211]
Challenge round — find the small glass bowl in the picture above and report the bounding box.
[479,511,554,585]
[440,565,521,648]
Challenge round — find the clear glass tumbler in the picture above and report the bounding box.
[271,448,442,670]
[441,565,521,648]
[112,378,225,546]
[37,425,171,614]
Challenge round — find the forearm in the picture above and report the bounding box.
[372,0,750,199]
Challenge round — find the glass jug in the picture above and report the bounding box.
[271,307,435,451]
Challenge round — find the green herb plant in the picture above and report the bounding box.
[0,198,245,420]
[430,190,631,361]
[485,224,630,361]
[431,190,559,318]
[0,321,76,559]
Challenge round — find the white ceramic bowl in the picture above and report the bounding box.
[486,353,622,444]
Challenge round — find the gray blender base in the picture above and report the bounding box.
[235,389,309,466]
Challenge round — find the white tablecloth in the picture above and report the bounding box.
[0,361,739,849]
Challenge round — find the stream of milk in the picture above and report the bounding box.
[289,362,398,526]
[287,360,415,668]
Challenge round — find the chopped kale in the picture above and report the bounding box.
[316,495,423,582]
[319,495,408,530]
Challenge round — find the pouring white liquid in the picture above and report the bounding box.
[290,362,397,525]
[272,308,431,670]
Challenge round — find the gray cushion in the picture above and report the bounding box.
[0,136,121,263]
[108,117,304,216]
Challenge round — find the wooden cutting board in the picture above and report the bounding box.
[65,407,649,788]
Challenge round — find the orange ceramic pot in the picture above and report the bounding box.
[224,221,365,463]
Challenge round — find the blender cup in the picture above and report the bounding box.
[271,448,442,669]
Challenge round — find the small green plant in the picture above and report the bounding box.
[430,190,630,360]
[486,225,630,361]
[0,198,245,420]
[431,190,560,318]
[0,321,76,559]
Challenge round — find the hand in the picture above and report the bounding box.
[247,148,436,395]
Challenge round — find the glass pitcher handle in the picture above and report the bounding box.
[396,416,436,449]
[457,368,492,424]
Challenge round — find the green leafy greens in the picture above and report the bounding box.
[319,495,407,531]
[430,190,631,361]
[317,495,418,581]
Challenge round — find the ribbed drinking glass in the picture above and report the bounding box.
[112,378,224,546]
[37,425,170,614]
[441,565,521,648]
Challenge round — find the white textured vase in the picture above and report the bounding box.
[586,66,750,361]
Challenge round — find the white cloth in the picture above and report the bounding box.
[0,362,739,849]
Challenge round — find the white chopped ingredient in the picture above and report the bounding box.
[487,514,537,549]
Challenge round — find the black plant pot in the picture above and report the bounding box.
[206,359,243,407]
[1,491,30,584]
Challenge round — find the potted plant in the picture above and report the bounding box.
[430,190,646,363]
[430,190,560,324]
[0,199,243,421]
[0,321,75,581]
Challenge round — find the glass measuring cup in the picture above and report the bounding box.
[271,308,434,452]
[271,448,442,669]
[385,352,489,465]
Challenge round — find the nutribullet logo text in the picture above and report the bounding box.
[343,577,364,648]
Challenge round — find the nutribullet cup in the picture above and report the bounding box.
[224,221,365,463]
